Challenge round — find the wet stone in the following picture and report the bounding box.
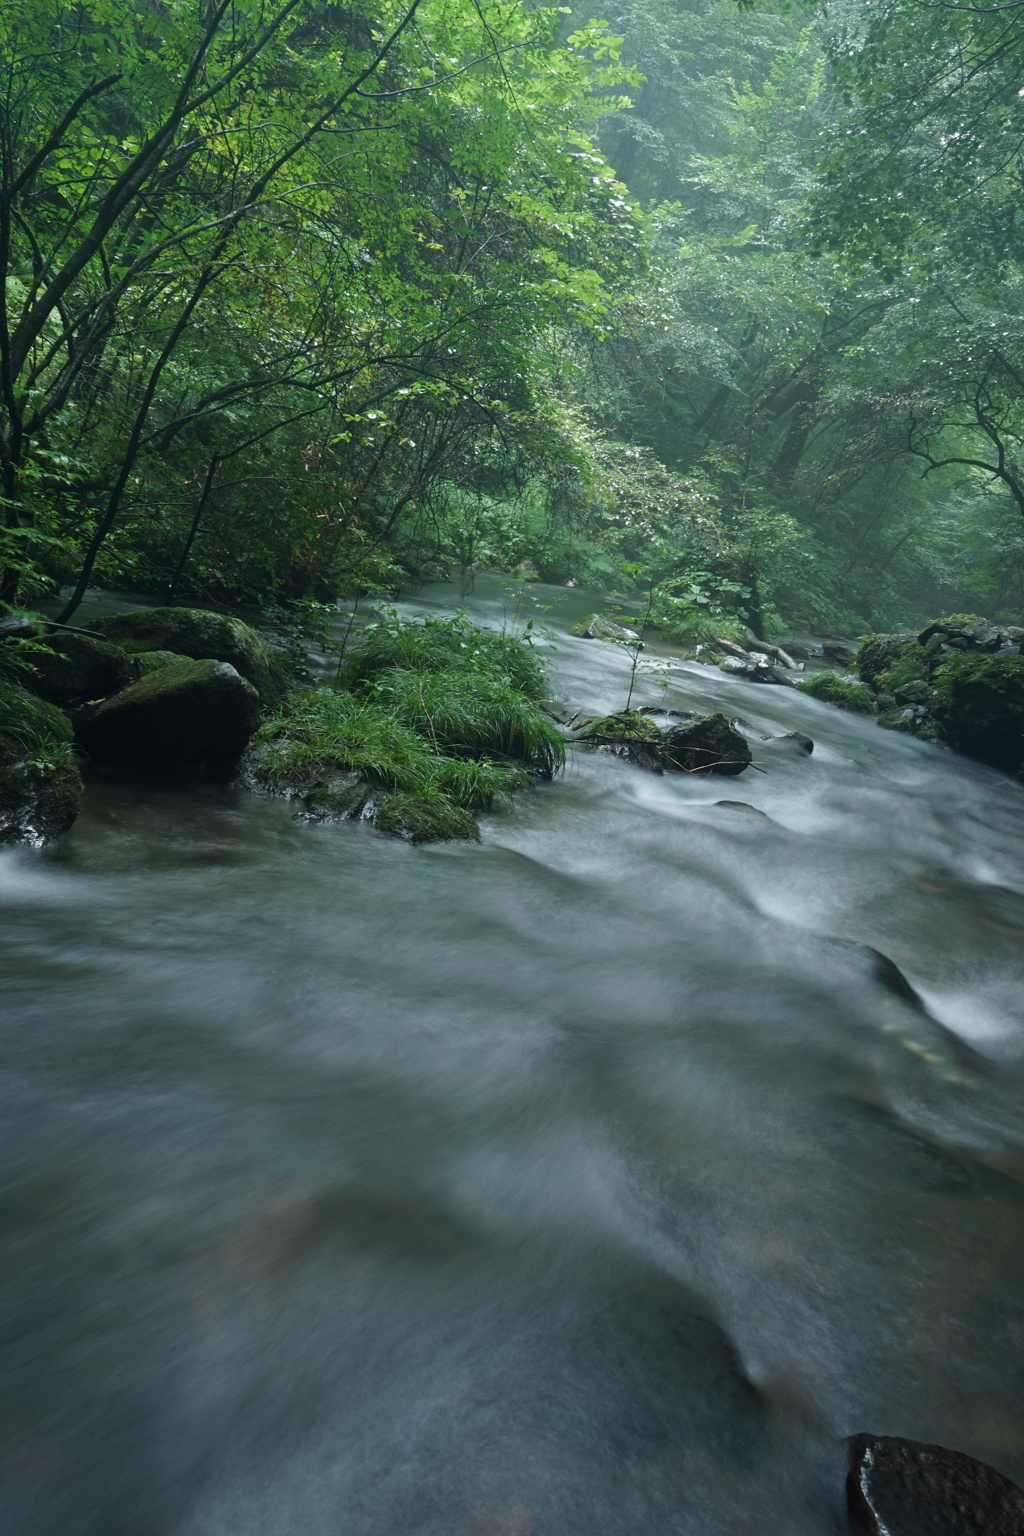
[847,1433,1024,1535]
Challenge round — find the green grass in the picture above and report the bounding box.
[342,612,548,698]
[368,667,564,776]
[0,679,74,767]
[795,672,877,713]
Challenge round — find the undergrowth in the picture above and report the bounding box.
[251,614,558,816]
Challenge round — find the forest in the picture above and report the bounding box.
[3,0,1023,643]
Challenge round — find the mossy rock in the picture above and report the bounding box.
[94,607,287,704]
[0,683,82,844]
[373,792,481,844]
[796,673,876,714]
[133,649,186,677]
[18,630,136,709]
[663,712,751,775]
[570,613,640,642]
[855,633,917,689]
[300,772,369,821]
[73,657,261,769]
[575,710,667,769]
[931,653,1024,772]
[876,642,929,696]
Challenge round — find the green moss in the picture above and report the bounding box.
[21,632,135,709]
[373,791,481,844]
[796,672,876,713]
[931,652,1024,771]
[0,680,73,764]
[133,649,185,676]
[876,643,929,695]
[855,633,918,690]
[95,607,287,704]
[577,710,665,745]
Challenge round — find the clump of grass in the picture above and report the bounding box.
[368,667,564,776]
[343,612,547,698]
[795,672,876,713]
[253,690,436,792]
[0,679,74,766]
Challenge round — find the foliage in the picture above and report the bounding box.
[0,678,74,768]
[795,672,876,714]
[342,610,548,697]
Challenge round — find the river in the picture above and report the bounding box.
[3,577,1024,1535]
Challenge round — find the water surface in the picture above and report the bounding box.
[3,579,1024,1535]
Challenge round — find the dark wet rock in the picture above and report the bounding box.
[664,713,751,775]
[930,652,1024,773]
[712,800,771,818]
[297,772,370,821]
[772,731,814,755]
[73,658,261,769]
[783,641,813,661]
[569,613,641,643]
[847,1433,1024,1535]
[719,655,795,685]
[0,688,83,844]
[94,606,287,704]
[22,631,136,709]
[823,641,855,665]
[373,791,481,843]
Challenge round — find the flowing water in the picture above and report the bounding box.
[3,578,1024,1536]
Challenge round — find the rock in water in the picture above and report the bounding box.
[663,713,751,775]
[94,606,286,703]
[847,1434,1024,1534]
[73,658,261,769]
[931,653,1024,772]
[570,613,641,643]
[0,687,83,844]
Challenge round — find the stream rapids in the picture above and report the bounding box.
[3,577,1024,1535]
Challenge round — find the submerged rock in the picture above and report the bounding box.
[847,1433,1024,1535]
[0,687,83,844]
[570,613,642,643]
[663,713,751,775]
[94,606,287,704]
[73,658,261,769]
[575,710,668,769]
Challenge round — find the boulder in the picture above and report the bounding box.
[73,658,261,769]
[823,640,856,665]
[134,649,186,676]
[93,606,286,704]
[855,634,918,689]
[23,630,136,709]
[931,652,1024,772]
[847,1433,1024,1535]
[663,713,751,775]
[575,710,668,770]
[0,686,83,844]
[373,792,481,843]
[570,613,642,644]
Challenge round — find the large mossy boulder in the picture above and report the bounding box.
[94,607,286,704]
[24,630,136,709]
[73,658,261,770]
[0,684,83,844]
[663,712,751,775]
[931,653,1024,772]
